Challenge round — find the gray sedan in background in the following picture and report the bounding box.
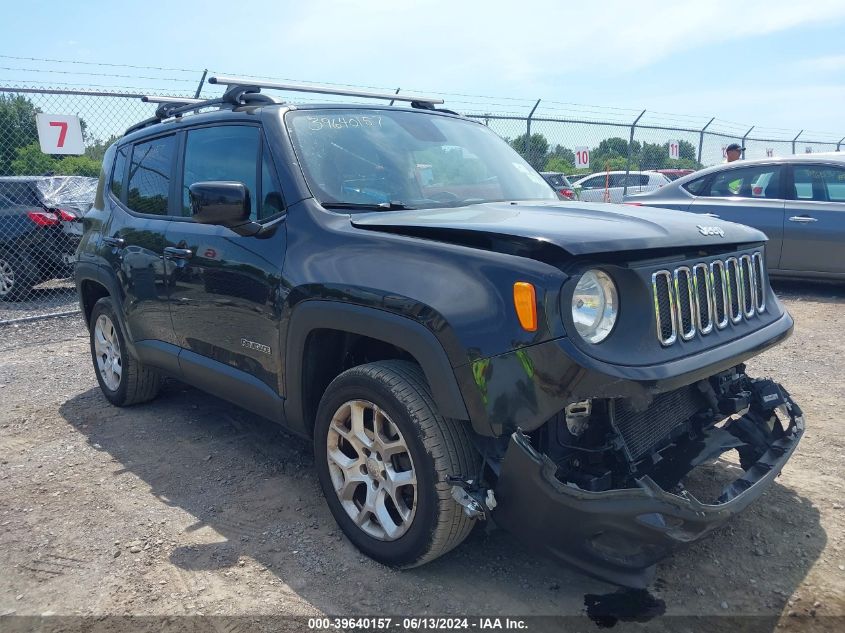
[625,154,845,279]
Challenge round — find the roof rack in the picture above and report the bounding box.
[208,75,445,105]
[125,85,282,135]
[124,77,447,136]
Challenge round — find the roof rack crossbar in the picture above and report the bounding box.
[141,96,205,105]
[125,95,228,135]
[209,76,444,105]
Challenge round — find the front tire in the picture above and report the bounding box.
[314,360,478,568]
[89,297,161,406]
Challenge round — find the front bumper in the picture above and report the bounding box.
[491,386,804,588]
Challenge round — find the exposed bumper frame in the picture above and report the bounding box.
[492,387,804,588]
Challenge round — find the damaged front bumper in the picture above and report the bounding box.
[491,384,804,588]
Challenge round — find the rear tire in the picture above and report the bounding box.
[0,250,36,302]
[89,296,161,406]
[314,360,478,568]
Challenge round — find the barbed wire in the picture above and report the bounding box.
[0,54,843,139]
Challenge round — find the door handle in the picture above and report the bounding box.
[702,213,720,218]
[788,216,818,223]
[163,247,194,259]
[102,236,125,248]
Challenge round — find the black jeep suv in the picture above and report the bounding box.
[75,79,803,588]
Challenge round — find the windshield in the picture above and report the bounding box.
[286,109,556,209]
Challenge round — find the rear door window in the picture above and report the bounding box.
[127,135,176,215]
[793,165,845,202]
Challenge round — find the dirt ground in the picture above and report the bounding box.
[1,280,844,631]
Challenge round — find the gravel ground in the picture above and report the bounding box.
[0,280,843,631]
[0,282,78,323]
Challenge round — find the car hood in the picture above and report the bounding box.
[350,200,766,257]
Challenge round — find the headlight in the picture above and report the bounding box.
[571,270,618,344]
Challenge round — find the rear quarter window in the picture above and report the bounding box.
[683,176,710,196]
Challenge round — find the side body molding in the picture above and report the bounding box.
[284,301,470,436]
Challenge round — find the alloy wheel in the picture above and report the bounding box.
[93,314,122,391]
[326,399,417,541]
[0,258,14,297]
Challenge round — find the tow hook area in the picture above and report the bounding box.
[490,378,804,588]
[449,476,497,519]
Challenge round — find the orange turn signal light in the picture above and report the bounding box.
[513,282,537,332]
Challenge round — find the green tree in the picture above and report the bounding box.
[85,134,120,163]
[591,137,641,171]
[0,95,41,175]
[547,144,575,165]
[639,142,667,170]
[10,143,60,175]
[509,133,549,170]
[544,157,574,173]
[55,155,102,177]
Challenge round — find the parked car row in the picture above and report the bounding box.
[0,176,98,300]
[625,153,845,279]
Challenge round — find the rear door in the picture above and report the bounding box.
[687,163,786,269]
[780,163,845,274]
[165,123,288,400]
[101,136,179,347]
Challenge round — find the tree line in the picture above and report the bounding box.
[0,94,113,178]
[508,132,702,175]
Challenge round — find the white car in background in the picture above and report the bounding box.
[572,170,670,203]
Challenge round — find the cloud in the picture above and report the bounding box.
[793,54,845,73]
[271,0,845,85]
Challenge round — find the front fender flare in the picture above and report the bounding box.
[284,301,469,436]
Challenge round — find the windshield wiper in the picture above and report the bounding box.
[321,201,415,211]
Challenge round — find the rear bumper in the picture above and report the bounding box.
[491,387,804,588]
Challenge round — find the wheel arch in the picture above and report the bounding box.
[74,263,139,357]
[284,301,470,437]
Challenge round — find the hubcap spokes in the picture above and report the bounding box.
[94,315,122,391]
[0,260,14,296]
[327,400,417,541]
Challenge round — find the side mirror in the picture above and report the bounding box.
[189,181,251,227]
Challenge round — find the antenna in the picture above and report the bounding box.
[208,76,444,105]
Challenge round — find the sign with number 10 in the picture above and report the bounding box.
[574,147,590,169]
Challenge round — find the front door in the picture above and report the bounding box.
[780,163,845,275]
[165,124,288,396]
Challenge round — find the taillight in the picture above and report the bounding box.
[752,186,762,196]
[26,210,60,226]
[561,189,575,199]
[55,208,78,222]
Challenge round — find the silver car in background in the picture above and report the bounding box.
[573,170,670,203]
[625,154,845,279]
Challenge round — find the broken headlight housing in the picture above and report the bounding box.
[571,269,618,344]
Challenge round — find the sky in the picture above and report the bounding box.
[1,0,844,140]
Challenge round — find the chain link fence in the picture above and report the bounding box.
[0,83,842,322]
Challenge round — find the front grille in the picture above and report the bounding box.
[611,386,704,461]
[752,252,765,312]
[652,271,676,346]
[652,251,766,346]
[674,267,695,340]
[725,257,742,323]
[740,254,755,318]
